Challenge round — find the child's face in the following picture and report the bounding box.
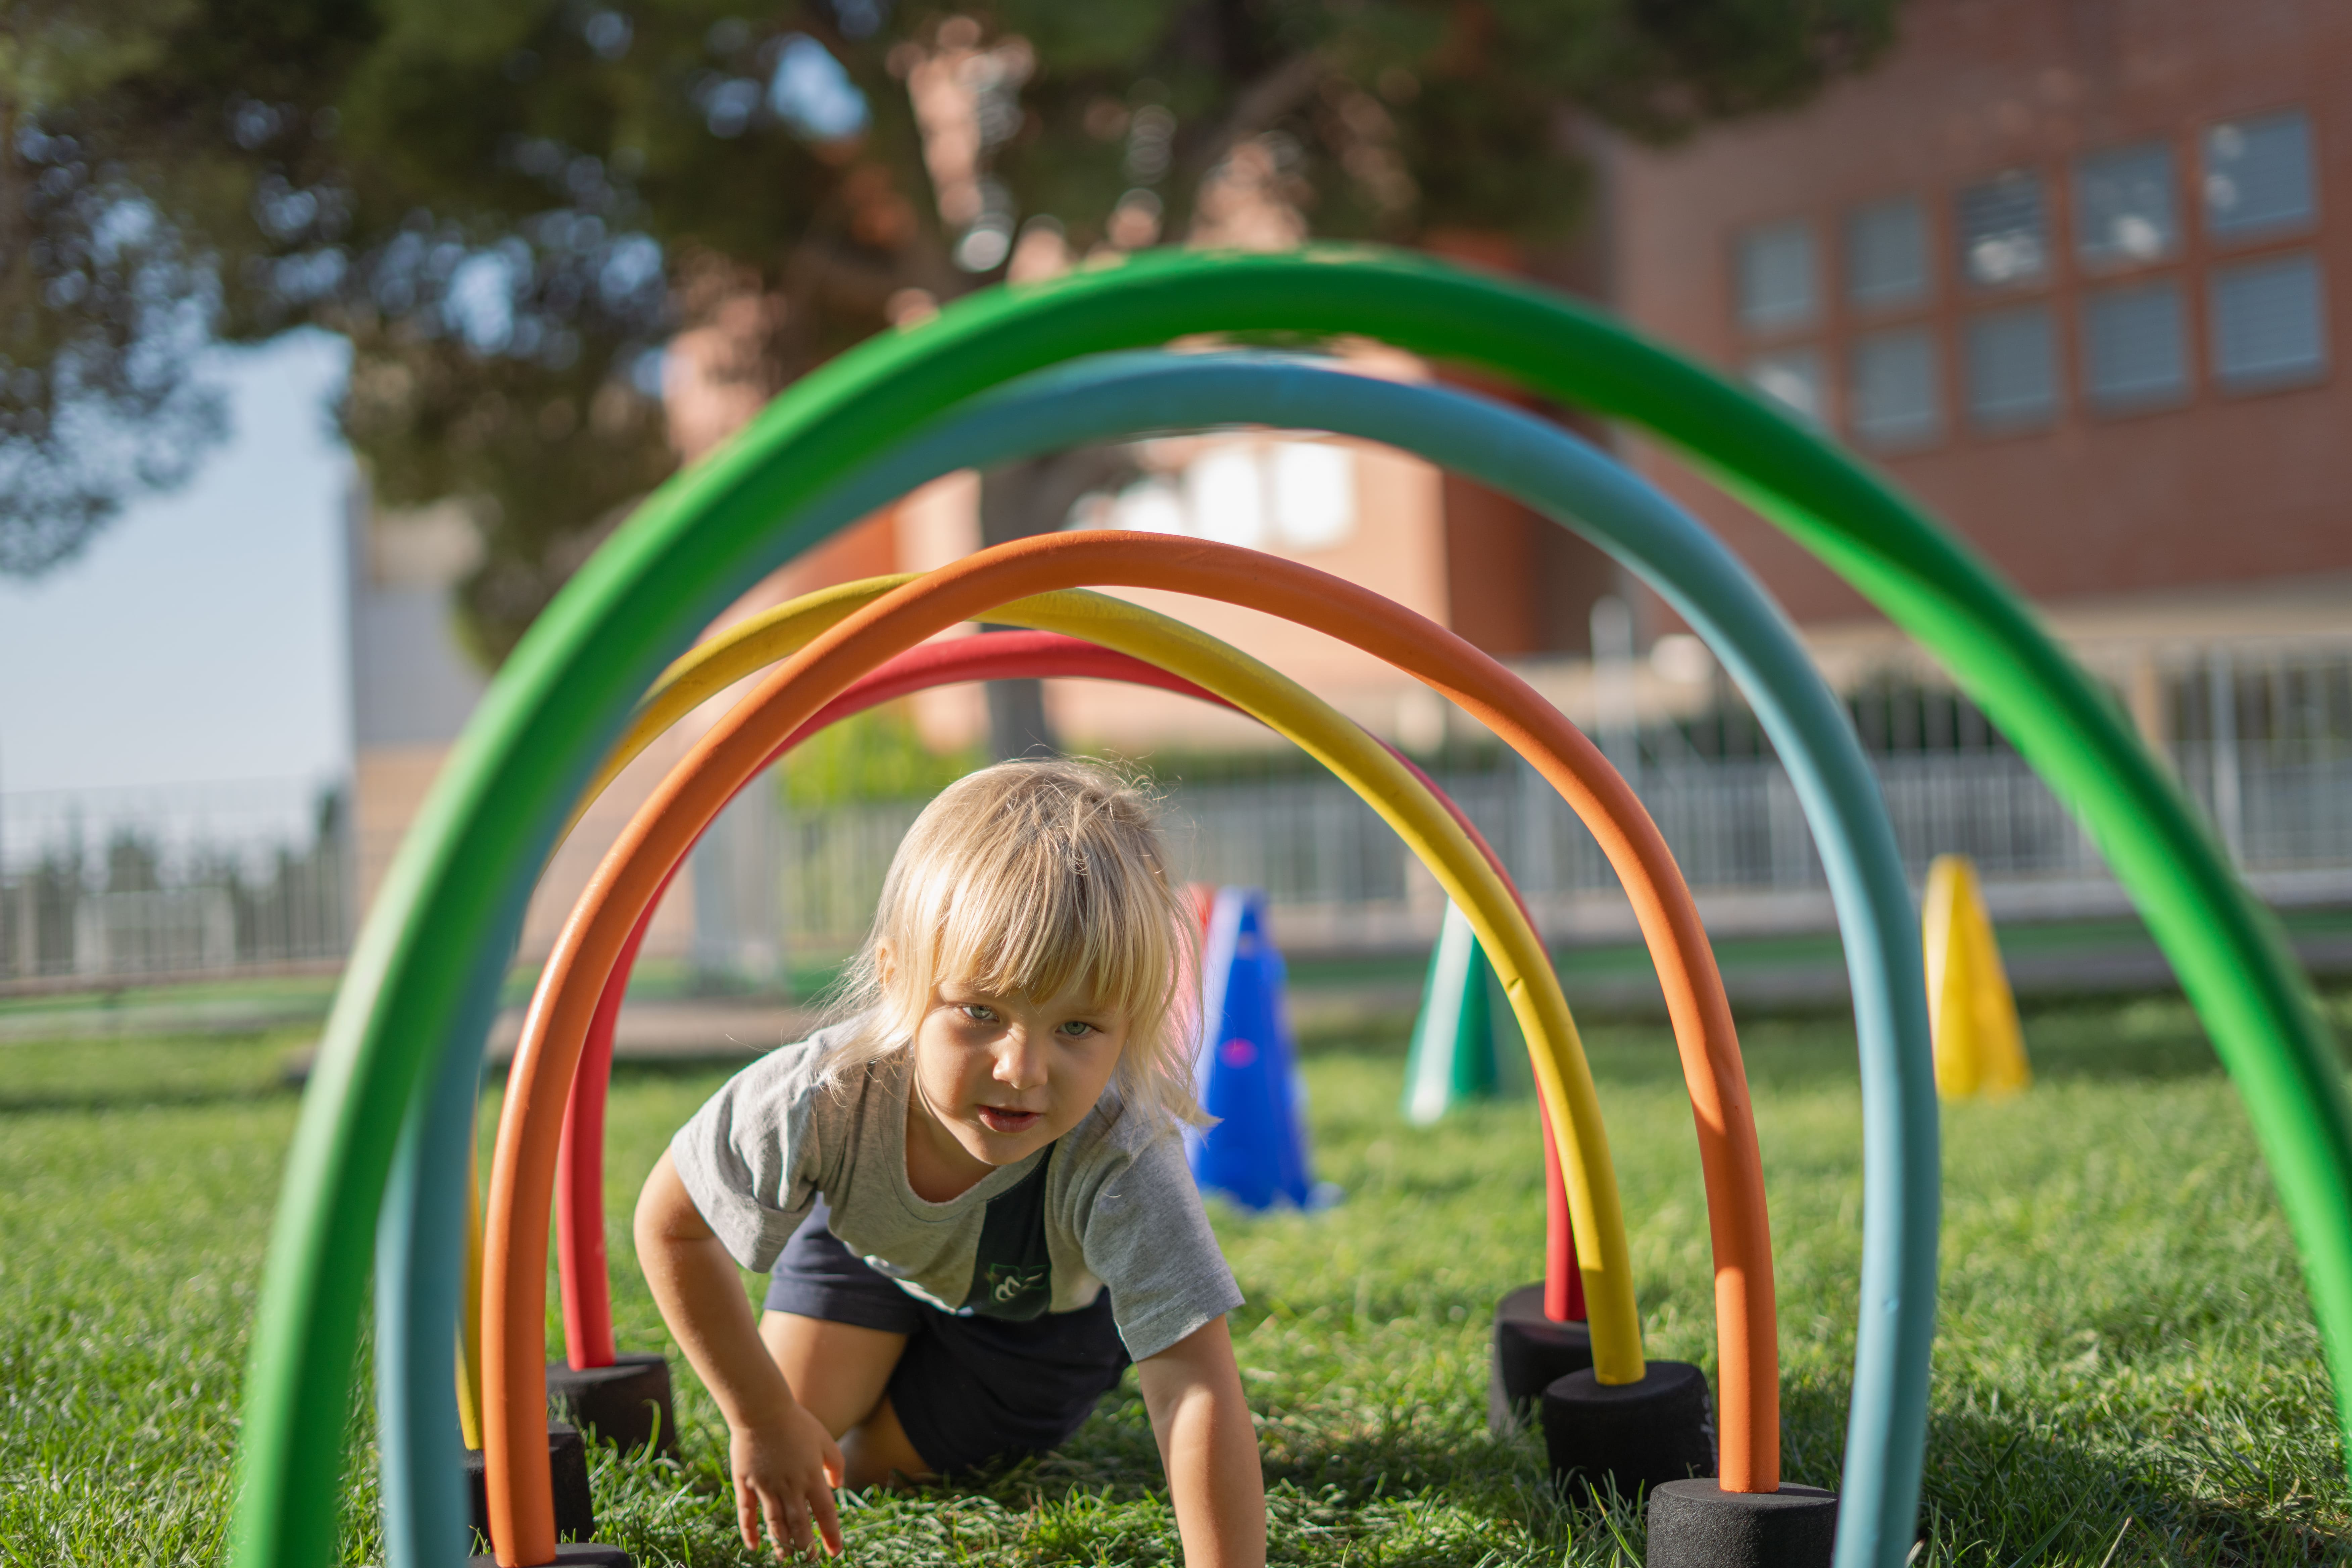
[905,973,1129,1173]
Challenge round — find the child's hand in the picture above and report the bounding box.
[632,1155,846,1556]
[730,1402,846,1559]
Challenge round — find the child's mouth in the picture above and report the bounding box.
[976,1105,1042,1135]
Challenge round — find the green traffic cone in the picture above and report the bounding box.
[1403,900,1500,1124]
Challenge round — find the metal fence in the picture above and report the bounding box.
[9,647,2350,987]
[736,738,2352,959]
[0,778,351,987]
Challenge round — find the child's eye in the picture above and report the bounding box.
[960,1003,996,1022]
[1058,1020,1097,1038]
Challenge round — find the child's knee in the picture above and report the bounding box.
[760,1311,909,1436]
[842,1395,932,1489]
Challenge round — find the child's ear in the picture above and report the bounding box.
[873,940,897,991]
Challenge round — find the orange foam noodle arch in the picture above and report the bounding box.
[481,536,1776,1564]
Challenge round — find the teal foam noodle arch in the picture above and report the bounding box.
[382,355,1930,1568]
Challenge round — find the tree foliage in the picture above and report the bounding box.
[1,0,1898,658]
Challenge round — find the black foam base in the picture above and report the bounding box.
[1489,1282,1594,1434]
[547,1352,679,1460]
[1538,1360,1715,1504]
[468,1545,635,1567]
[463,1421,595,1551]
[1647,1479,1839,1568]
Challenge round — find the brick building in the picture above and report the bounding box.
[1605,0,2350,729]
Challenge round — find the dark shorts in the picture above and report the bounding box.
[763,1203,1131,1475]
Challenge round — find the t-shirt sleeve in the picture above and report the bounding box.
[667,1047,826,1273]
[1075,1126,1243,1362]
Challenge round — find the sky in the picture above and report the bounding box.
[0,330,354,803]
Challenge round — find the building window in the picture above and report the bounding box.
[1850,327,1942,448]
[1957,172,2049,288]
[1735,220,1817,331]
[1846,196,1929,309]
[2075,142,2178,267]
[2205,109,2316,240]
[1965,304,2059,429]
[1184,445,1269,547]
[2081,279,2190,411]
[1746,347,1828,425]
[1104,440,1359,551]
[2211,252,2329,392]
[1266,440,1357,549]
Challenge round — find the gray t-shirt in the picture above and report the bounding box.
[670,1023,1243,1362]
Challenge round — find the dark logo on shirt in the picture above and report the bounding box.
[966,1143,1057,1320]
[985,1263,1049,1306]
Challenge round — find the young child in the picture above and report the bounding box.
[634,758,1266,1564]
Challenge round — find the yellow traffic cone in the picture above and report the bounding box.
[1922,854,2031,1099]
[1922,856,1980,1099]
[1960,864,2031,1096]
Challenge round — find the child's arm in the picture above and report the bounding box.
[1135,1315,1266,1568]
[635,1151,844,1558]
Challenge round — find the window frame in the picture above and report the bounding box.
[2079,275,2194,415]
[1963,302,2062,432]
[2073,140,2181,271]
[1955,169,2053,291]
[2209,250,2331,395]
[2202,107,2319,244]
[1848,325,1946,450]
[1845,194,1933,312]
[1733,217,1821,335]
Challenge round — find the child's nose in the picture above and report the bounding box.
[993,1029,1048,1088]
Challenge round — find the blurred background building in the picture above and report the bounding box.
[1601,0,2351,911]
[1613,0,2348,746]
[5,0,2346,997]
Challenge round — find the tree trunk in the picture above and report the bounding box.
[975,448,1137,760]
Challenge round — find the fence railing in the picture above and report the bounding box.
[713,740,2352,961]
[9,697,2351,989]
[0,778,352,988]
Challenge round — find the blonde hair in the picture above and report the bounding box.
[817,757,1207,1128]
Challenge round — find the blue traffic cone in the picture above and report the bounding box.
[1190,887,1323,1210]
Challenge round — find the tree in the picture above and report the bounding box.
[1,0,1899,665]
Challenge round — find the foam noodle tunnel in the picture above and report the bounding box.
[296,331,1903,1568]
[338,338,1901,1568]
[237,247,2352,1568]
[1192,886,1318,1211]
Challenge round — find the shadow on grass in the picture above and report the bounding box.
[1776,1378,2347,1567]
[0,1082,297,1115]
[473,1369,2352,1568]
[1666,1378,2343,1567]
[936,1399,1634,1565]
[924,1385,1553,1505]
[1563,1006,2240,1097]
[586,1390,1647,1567]
[1288,1007,2232,1102]
[0,1035,303,1114]
[1913,1397,2347,1568]
[934,1372,1592,1524]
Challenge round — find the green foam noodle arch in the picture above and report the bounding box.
[234,249,2348,1568]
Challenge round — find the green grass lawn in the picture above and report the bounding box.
[2,996,2349,1565]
